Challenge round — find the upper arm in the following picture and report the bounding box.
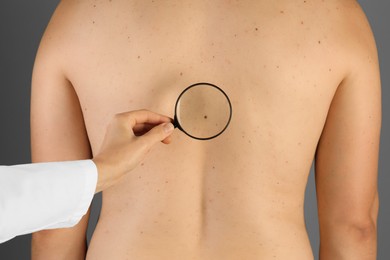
[30,1,92,258]
[314,2,381,230]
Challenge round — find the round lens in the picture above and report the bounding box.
[174,83,232,140]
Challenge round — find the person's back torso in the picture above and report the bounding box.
[52,0,356,259]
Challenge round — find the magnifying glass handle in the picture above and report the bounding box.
[173,115,180,130]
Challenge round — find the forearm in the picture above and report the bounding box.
[32,211,90,260]
[319,222,377,260]
[32,234,87,260]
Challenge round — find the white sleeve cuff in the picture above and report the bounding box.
[45,160,98,229]
[0,160,98,243]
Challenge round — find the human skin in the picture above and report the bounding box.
[30,0,381,259]
[93,110,174,193]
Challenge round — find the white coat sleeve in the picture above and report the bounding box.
[0,160,97,244]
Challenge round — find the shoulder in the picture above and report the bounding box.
[311,0,377,61]
[38,0,95,50]
[299,0,379,79]
[35,0,108,79]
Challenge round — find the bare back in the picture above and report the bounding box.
[31,0,381,259]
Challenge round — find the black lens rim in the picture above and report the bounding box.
[173,82,232,141]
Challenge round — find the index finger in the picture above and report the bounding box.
[117,109,172,128]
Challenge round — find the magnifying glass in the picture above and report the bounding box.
[173,82,232,140]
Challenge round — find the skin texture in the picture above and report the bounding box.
[30,0,381,259]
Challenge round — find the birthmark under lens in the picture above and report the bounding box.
[173,82,232,140]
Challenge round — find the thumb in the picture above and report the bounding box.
[142,122,174,145]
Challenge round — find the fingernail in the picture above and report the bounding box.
[163,123,174,133]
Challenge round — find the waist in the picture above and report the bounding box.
[89,212,313,260]
[88,193,312,259]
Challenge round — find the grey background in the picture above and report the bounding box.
[0,0,388,259]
